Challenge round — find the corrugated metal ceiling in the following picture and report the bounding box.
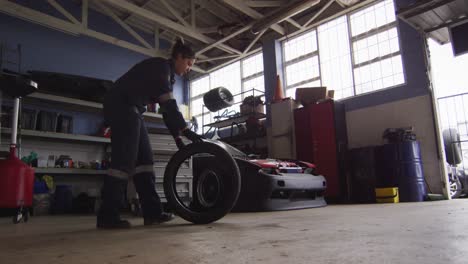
[87,0,363,71]
[397,0,468,44]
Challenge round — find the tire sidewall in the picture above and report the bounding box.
[164,141,241,224]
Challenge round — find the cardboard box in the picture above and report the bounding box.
[295,87,334,106]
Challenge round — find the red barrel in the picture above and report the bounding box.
[0,150,35,208]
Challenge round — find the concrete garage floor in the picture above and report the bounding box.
[1,200,468,264]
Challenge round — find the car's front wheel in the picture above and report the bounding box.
[449,175,462,199]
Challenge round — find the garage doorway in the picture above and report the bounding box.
[428,39,468,198]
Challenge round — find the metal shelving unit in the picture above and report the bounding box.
[34,168,108,175]
[201,88,266,130]
[200,88,267,157]
[204,112,266,129]
[1,127,110,143]
[28,92,102,109]
[1,88,193,207]
[25,92,164,123]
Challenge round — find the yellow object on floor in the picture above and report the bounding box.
[375,187,399,203]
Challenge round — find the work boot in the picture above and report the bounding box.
[144,212,175,226]
[97,176,131,229]
[133,171,163,221]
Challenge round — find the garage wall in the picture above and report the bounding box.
[346,95,443,194]
[0,13,144,81]
[263,36,284,128]
[342,20,430,111]
[0,4,188,134]
[342,20,445,194]
[0,11,184,103]
[260,15,445,194]
[0,4,187,197]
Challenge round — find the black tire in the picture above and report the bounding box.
[443,129,462,166]
[203,87,234,112]
[164,141,241,224]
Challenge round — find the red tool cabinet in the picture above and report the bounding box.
[294,100,348,202]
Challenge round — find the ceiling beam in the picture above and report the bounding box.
[196,23,254,55]
[47,0,80,24]
[159,0,190,27]
[209,0,379,74]
[156,6,229,62]
[102,0,203,38]
[285,18,303,29]
[197,54,239,63]
[396,0,455,18]
[154,25,159,51]
[222,0,286,35]
[397,0,456,19]
[278,0,377,42]
[335,0,346,8]
[154,10,216,62]
[424,15,468,32]
[245,0,303,30]
[0,0,207,73]
[159,4,203,39]
[251,0,321,33]
[1,1,81,35]
[245,1,287,7]
[82,0,88,28]
[101,0,242,55]
[191,0,196,27]
[245,0,302,29]
[243,28,266,54]
[303,0,335,28]
[95,1,153,49]
[122,0,154,22]
[197,26,219,34]
[195,0,239,23]
[0,1,153,54]
[106,1,201,51]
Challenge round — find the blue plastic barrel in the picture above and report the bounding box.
[397,141,427,202]
[376,141,427,202]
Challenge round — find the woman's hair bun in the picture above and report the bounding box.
[172,38,195,59]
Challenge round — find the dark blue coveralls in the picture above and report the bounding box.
[99,57,177,222]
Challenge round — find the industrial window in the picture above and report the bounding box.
[350,0,404,95]
[318,16,354,99]
[190,75,210,117]
[189,52,264,131]
[242,53,265,116]
[242,52,264,80]
[282,0,404,100]
[282,30,321,98]
[242,52,265,99]
[210,61,242,120]
[210,61,242,103]
[190,75,210,99]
